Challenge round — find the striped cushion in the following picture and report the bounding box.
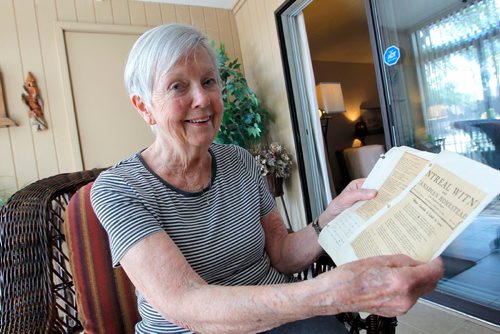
[64,182,140,334]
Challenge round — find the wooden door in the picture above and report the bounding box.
[65,31,154,169]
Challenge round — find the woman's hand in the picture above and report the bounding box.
[319,179,377,226]
[313,255,444,317]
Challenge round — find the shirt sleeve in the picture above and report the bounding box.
[90,170,162,267]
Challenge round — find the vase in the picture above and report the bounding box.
[265,175,284,197]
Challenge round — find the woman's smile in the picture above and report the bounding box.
[184,115,212,124]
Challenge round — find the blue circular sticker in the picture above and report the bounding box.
[383,45,400,66]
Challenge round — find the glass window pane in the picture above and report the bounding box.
[371,0,500,324]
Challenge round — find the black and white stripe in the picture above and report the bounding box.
[91,144,292,333]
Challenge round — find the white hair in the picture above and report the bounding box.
[124,23,219,107]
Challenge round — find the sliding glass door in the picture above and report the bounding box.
[366,0,500,324]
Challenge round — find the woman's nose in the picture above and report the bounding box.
[191,84,210,109]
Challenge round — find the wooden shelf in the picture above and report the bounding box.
[0,72,15,128]
[0,117,16,128]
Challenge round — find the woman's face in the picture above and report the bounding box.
[144,46,223,150]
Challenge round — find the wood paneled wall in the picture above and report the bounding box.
[0,0,306,230]
[0,0,241,199]
[233,0,307,229]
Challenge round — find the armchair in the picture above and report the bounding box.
[342,144,385,180]
[0,170,105,333]
[64,181,140,333]
[0,169,140,333]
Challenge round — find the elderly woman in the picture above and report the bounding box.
[91,23,443,334]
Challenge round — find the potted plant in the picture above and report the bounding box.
[0,193,9,210]
[252,142,293,197]
[0,182,15,210]
[214,43,272,149]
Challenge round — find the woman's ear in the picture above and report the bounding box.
[131,95,156,125]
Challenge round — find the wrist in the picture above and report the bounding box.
[307,273,344,316]
[311,217,322,237]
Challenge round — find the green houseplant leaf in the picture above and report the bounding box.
[214,42,272,149]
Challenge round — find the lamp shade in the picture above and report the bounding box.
[316,82,345,114]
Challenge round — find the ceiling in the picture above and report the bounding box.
[135,0,238,9]
[136,0,462,63]
[303,0,461,64]
[304,0,372,63]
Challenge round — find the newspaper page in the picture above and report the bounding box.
[319,148,500,266]
[318,146,434,256]
[356,150,431,220]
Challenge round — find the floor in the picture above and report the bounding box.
[440,215,500,307]
[397,299,500,334]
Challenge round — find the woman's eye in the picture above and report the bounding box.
[168,82,184,92]
[203,78,217,87]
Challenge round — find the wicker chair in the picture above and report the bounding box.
[0,170,104,333]
[0,170,396,333]
[307,256,397,334]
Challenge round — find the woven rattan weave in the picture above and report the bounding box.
[0,169,103,333]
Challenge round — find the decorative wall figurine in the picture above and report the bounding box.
[22,72,47,131]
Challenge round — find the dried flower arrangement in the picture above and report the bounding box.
[252,142,293,179]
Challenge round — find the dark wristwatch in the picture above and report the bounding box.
[311,217,322,237]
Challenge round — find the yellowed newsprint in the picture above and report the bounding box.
[319,146,500,266]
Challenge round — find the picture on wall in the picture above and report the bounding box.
[360,105,384,134]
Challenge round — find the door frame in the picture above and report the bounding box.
[275,0,333,222]
[363,0,395,148]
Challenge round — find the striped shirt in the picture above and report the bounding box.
[91,144,293,333]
